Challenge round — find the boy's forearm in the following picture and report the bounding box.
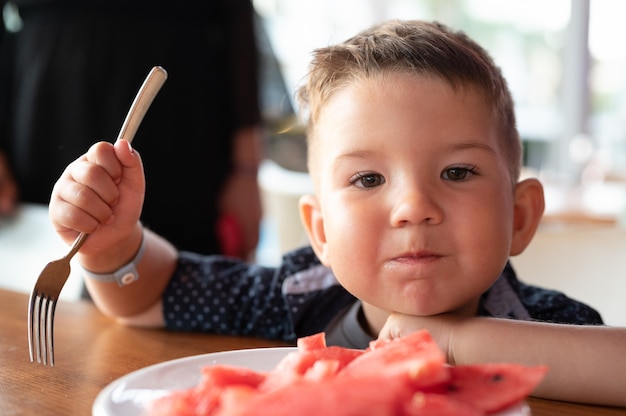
[452,319,626,407]
[81,226,177,323]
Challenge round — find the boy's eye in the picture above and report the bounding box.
[349,172,385,188]
[442,166,476,181]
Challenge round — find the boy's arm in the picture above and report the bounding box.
[379,313,626,407]
[82,226,175,327]
[49,140,175,326]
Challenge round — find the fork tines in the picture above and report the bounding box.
[28,292,57,366]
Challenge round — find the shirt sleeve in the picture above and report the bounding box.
[162,247,357,343]
[480,262,604,325]
[163,251,295,341]
[516,281,604,324]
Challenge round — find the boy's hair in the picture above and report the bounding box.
[297,20,521,185]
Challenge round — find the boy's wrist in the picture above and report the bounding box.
[78,223,144,278]
[82,230,146,286]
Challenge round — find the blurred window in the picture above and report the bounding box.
[256,0,624,182]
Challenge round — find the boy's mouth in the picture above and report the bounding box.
[386,250,443,266]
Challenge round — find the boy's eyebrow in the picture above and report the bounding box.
[334,141,498,162]
[330,150,377,173]
[448,141,498,154]
[334,150,375,161]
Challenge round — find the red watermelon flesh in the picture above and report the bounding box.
[219,373,481,416]
[296,331,328,351]
[260,334,363,392]
[148,365,266,416]
[428,363,549,413]
[148,330,548,416]
[341,329,450,389]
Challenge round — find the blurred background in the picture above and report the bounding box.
[2,0,626,325]
[257,0,626,182]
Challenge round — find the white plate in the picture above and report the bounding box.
[92,347,296,416]
[92,347,529,416]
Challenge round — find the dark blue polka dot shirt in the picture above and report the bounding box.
[163,246,603,349]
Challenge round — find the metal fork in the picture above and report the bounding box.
[27,66,167,365]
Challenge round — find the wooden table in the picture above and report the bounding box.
[1,288,624,415]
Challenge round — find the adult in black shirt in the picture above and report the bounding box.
[0,0,263,257]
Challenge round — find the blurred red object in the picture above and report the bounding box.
[217,213,244,258]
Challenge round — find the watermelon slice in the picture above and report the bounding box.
[341,329,450,389]
[430,363,549,413]
[221,373,480,416]
[260,333,363,391]
[148,365,266,416]
[296,332,328,352]
[148,330,548,416]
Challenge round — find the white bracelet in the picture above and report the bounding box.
[82,232,146,287]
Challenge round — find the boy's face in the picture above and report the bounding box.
[302,73,526,324]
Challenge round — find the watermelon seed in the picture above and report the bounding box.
[491,373,504,383]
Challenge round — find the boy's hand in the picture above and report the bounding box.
[49,140,145,255]
[378,312,461,363]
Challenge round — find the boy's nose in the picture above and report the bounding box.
[389,185,444,227]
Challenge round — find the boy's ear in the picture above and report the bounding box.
[510,178,545,256]
[299,194,331,265]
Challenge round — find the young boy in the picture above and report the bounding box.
[49,18,601,368]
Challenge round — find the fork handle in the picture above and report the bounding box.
[115,66,168,144]
[63,232,89,260]
[62,68,167,260]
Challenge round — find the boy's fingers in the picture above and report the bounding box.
[54,177,116,225]
[50,140,144,237]
[86,141,124,183]
[113,139,145,192]
[68,160,121,207]
[49,197,101,235]
[113,139,139,165]
[114,140,143,172]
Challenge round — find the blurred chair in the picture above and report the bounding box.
[0,203,84,300]
[510,226,626,326]
[257,159,313,264]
